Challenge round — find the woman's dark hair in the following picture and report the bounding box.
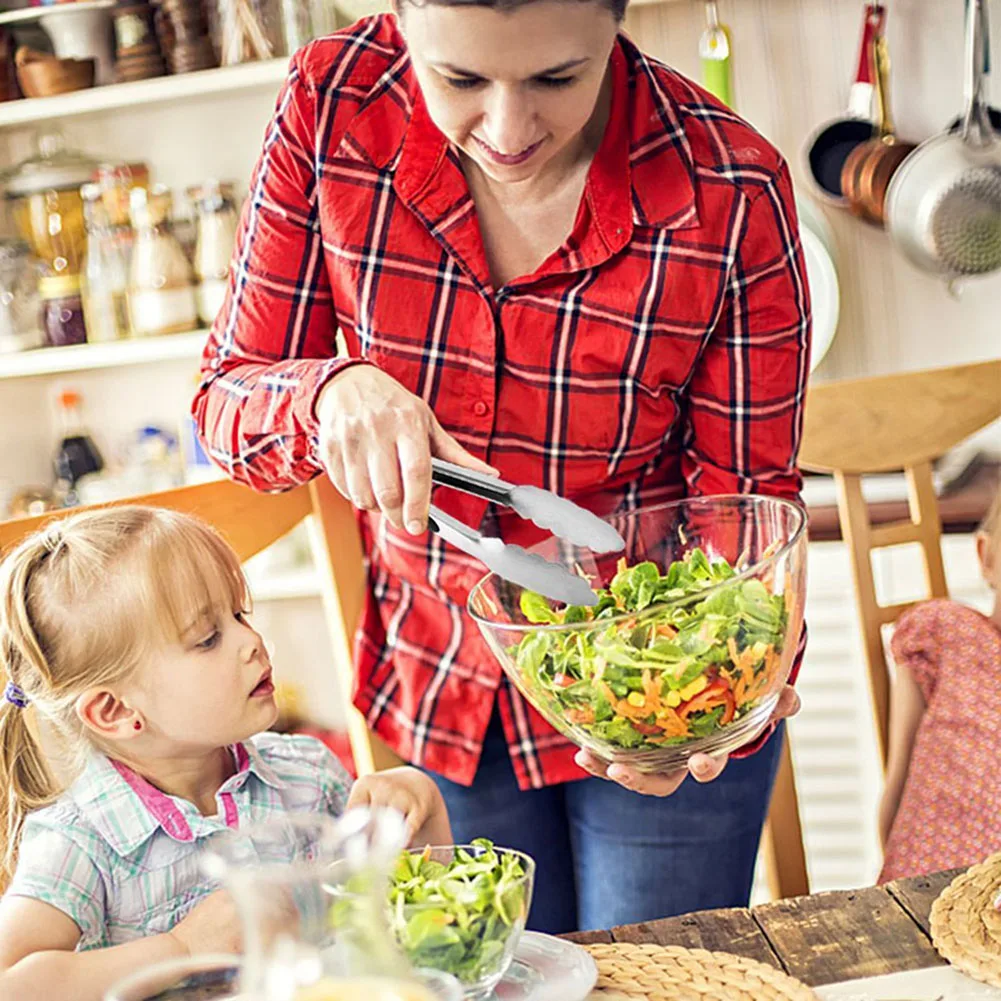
[399,0,628,20]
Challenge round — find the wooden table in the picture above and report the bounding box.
[566,869,964,989]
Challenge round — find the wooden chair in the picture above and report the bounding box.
[798,358,1001,769]
[0,473,813,900]
[0,475,402,776]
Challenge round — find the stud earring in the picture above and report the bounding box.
[133,720,142,731]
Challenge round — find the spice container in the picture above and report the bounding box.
[40,273,87,347]
[111,0,167,81]
[158,0,217,73]
[189,180,237,325]
[81,184,131,344]
[128,186,199,337]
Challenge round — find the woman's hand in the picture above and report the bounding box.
[574,685,801,796]
[316,365,498,535]
[348,766,453,848]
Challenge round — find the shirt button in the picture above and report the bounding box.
[473,401,489,417]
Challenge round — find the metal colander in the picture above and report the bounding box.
[932,165,1001,274]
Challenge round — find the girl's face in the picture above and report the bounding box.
[124,605,278,754]
[400,1,619,183]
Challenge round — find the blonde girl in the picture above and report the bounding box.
[0,507,450,1001]
[879,485,1001,881]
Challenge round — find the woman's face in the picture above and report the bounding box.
[400,1,620,183]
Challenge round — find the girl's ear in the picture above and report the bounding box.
[75,689,143,743]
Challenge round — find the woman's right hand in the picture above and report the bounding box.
[316,365,498,535]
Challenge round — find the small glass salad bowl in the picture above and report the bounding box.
[468,494,808,773]
[385,842,535,1001]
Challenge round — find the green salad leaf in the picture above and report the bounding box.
[512,548,790,752]
[387,839,528,985]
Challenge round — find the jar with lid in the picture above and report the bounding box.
[1,132,97,278]
[127,185,198,337]
[39,273,87,348]
[188,180,237,326]
[0,240,44,354]
[81,183,131,343]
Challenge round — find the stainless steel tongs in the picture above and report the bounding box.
[427,458,625,607]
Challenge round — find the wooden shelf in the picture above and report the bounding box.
[0,58,289,131]
[0,330,207,380]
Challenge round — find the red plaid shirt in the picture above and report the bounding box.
[194,15,811,790]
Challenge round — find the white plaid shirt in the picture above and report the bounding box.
[5,733,351,950]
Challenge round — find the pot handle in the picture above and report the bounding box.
[848,3,886,118]
[961,0,995,145]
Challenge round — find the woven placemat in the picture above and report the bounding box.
[931,851,1001,987]
[583,942,818,1001]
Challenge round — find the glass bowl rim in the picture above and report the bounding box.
[396,843,537,886]
[466,493,808,635]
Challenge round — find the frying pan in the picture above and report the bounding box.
[841,32,917,226]
[885,0,1001,282]
[803,4,885,205]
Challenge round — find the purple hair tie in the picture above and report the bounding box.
[4,682,29,709]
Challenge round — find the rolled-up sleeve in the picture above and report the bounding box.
[192,51,366,493]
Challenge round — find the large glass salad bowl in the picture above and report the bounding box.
[468,494,807,772]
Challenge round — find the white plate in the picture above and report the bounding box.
[815,964,1001,1000]
[801,223,840,373]
[492,932,597,1001]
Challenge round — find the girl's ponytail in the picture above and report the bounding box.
[0,535,64,883]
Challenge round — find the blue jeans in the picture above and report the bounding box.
[427,710,784,934]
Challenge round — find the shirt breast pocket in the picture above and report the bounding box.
[105,846,210,945]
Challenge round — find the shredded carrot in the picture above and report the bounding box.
[655,623,678,638]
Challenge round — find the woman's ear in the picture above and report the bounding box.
[75,689,143,743]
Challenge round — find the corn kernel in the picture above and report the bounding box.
[679,675,708,702]
[664,690,682,708]
[626,691,646,708]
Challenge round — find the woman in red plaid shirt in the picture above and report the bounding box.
[195,0,810,933]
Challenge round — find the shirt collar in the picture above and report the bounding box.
[77,743,284,856]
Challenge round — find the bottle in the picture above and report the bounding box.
[189,180,238,325]
[81,183,131,343]
[53,388,104,506]
[127,185,199,337]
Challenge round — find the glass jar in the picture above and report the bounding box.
[0,240,44,354]
[2,132,97,277]
[127,185,199,337]
[189,180,238,325]
[80,183,131,343]
[198,810,460,1001]
[39,273,87,347]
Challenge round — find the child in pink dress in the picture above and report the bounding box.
[879,486,1001,883]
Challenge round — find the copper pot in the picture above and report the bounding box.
[841,33,916,226]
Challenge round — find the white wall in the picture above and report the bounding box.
[625,0,1001,385]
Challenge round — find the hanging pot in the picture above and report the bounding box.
[841,31,917,227]
[802,4,885,205]
[885,0,1001,282]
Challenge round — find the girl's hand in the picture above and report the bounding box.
[165,890,243,957]
[574,685,801,797]
[348,767,453,847]
[316,365,498,535]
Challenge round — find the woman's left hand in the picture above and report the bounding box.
[574,685,801,797]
